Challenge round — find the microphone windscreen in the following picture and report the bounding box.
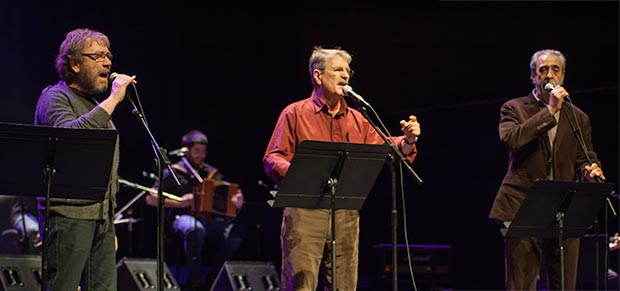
[342,85,353,96]
[544,83,555,91]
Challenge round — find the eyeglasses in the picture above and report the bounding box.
[81,52,113,62]
[325,66,354,77]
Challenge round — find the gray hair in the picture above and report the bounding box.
[56,28,110,83]
[529,49,566,71]
[308,46,352,88]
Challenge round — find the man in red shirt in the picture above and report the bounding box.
[263,46,421,291]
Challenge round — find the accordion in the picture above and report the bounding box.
[192,179,239,220]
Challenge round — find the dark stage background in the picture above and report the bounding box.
[1,1,618,290]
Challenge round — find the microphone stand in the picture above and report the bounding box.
[126,84,181,291]
[352,97,423,291]
[560,99,616,290]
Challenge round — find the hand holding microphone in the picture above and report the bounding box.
[543,81,570,115]
[98,72,137,115]
[109,72,137,103]
[109,72,145,118]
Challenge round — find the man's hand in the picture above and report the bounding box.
[399,115,421,143]
[584,163,605,182]
[180,193,194,208]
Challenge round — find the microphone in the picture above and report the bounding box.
[342,85,370,107]
[544,82,555,92]
[110,72,145,117]
[168,147,188,156]
[544,82,572,103]
[109,72,134,99]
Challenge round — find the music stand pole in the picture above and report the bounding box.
[326,151,347,288]
[41,161,56,291]
[557,211,565,291]
[556,186,574,291]
[40,134,64,290]
[327,177,338,288]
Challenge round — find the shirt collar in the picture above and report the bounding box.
[310,91,348,116]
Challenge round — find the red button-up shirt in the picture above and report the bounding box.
[263,91,416,185]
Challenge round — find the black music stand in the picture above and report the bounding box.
[270,140,390,288]
[504,180,614,291]
[0,122,116,291]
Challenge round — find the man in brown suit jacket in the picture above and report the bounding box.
[489,49,606,290]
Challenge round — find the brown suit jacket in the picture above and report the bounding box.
[489,93,599,222]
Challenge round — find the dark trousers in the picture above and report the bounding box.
[174,214,241,287]
[40,214,117,291]
[505,236,580,290]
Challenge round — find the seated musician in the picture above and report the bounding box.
[146,129,244,291]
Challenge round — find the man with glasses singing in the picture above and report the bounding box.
[34,28,136,291]
[263,46,421,290]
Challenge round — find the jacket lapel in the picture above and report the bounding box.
[523,94,553,154]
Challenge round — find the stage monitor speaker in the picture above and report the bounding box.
[0,254,41,291]
[210,261,280,291]
[117,257,180,291]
